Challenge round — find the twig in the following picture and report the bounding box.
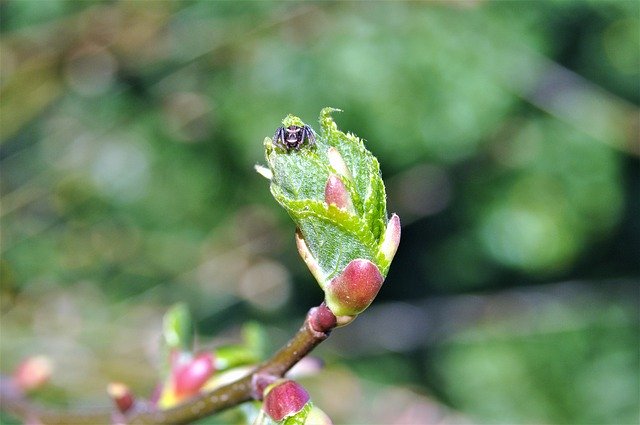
[0,305,335,425]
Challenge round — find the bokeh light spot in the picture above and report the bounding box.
[238,260,291,312]
[64,45,117,96]
[479,205,575,272]
[90,138,150,203]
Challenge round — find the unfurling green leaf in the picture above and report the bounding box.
[160,303,194,383]
[162,303,194,351]
[281,402,312,425]
[263,108,401,317]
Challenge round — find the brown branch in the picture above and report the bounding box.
[0,304,336,425]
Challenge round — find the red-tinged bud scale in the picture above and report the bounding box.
[173,352,215,397]
[13,355,52,392]
[325,259,384,316]
[324,174,354,212]
[308,303,337,334]
[107,382,135,413]
[263,380,310,422]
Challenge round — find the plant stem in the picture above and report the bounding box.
[0,305,333,425]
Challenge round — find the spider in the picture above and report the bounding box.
[273,125,316,151]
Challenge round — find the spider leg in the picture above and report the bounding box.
[304,125,316,147]
[273,127,286,149]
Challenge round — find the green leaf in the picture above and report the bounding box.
[281,402,312,425]
[264,108,397,291]
[214,345,259,371]
[242,321,268,358]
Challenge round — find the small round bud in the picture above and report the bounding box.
[263,380,310,422]
[325,259,384,316]
[308,303,337,334]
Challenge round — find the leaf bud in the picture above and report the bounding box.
[264,109,400,318]
[263,379,310,422]
[324,259,384,316]
[324,174,354,212]
[308,303,337,334]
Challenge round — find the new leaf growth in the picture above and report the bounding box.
[262,108,401,318]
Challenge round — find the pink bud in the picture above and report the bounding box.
[173,352,215,397]
[379,213,401,263]
[324,174,354,212]
[13,356,52,392]
[263,380,310,422]
[308,303,337,334]
[325,259,384,316]
[107,382,135,413]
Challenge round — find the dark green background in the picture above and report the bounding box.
[1,1,638,424]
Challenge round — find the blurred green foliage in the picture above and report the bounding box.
[1,1,638,424]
